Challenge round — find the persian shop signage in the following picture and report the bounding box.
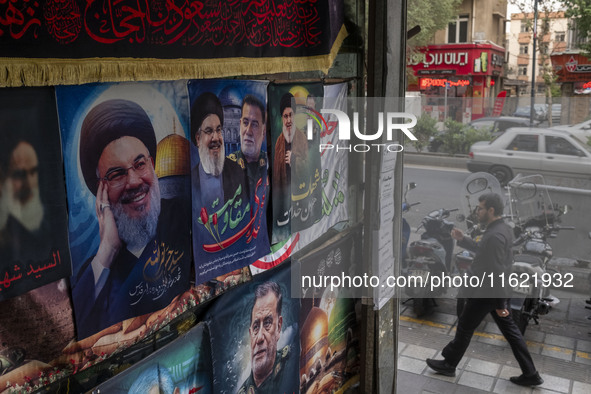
[408,46,504,76]
[419,78,470,89]
[552,53,591,82]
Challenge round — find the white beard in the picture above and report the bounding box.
[8,185,44,232]
[199,143,225,176]
[112,181,161,253]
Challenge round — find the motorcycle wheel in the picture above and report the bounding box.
[511,307,528,335]
[413,298,434,317]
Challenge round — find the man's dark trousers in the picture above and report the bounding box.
[441,298,536,375]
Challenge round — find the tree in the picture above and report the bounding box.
[407,0,462,48]
[563,0,591,56]
[406,0,462,83]
[510,0,562,124]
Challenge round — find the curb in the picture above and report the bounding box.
[404,152,468,169]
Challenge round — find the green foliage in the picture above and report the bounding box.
[410,113,438,152]
[441,119,492,155]
[407,0,462,47]
[564,0,591,56]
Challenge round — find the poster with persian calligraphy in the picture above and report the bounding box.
[0,0,343,60]
[56,81,192,338]
[188,80,270,286]
[93,323,213,394]
[294,82,349,253]
[0,87,72,301]
[269,82,323,245]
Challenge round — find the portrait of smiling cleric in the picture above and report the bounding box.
[72,99,191,338]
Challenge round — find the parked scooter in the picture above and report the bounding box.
[405,205,457,316]
[507,174,574,334]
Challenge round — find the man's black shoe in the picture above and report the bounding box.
[426,358,456,377]
[510,372,544,386]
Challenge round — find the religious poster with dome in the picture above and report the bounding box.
[187,80,271,286]
[206,263,299,394]
[55,81,192,338]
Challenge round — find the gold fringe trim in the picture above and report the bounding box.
[0,26,347,87]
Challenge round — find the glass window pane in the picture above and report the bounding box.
[448,22,457,43]
[546,136,579,156]
[459,21,468,42]
[506,135,538,152]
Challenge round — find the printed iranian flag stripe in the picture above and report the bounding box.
[251,233,300,270]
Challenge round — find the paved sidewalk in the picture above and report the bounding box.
[397,295,591,393]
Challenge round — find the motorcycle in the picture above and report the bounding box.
[507,174,574,334]
[405,205,457,316]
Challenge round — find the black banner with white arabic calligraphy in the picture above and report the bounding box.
[0,0,339,59]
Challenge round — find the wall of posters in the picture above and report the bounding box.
[0,87,72,300]
[56,81,192,338]
[207,264,299,394]
[93,323,213,394]
[188,80,271,285]
[269,83,323,244]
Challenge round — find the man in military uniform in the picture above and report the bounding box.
[237,281,295,394]
[228,94,268,202]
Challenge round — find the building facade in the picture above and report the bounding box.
[407,0,508,121]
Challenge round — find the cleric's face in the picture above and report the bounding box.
[9,141,39,205]
[97,136,157,220]
[281,107,295,141]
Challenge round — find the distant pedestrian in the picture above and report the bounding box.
[426,193,543,387]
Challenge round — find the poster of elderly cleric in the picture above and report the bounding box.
[56,82,192,338]
[188,80,270,285]
[0,87,72,301]
[207,264,299,394]
[93,323,213,394]
[270,83,323,244]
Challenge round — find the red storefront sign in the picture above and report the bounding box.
[419,78,470,89]
[408,43,505,78]
[551,53,591,82]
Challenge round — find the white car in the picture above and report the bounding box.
[467,127,591,185]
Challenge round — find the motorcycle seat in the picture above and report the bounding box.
[513,254,543,267]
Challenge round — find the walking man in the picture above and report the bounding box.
[426,193,543,387]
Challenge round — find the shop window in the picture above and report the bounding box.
[519,44,528,55]
[546,136,581,156]
[448,14,469,43]
[520,20,530,33]
[506,134,538,152]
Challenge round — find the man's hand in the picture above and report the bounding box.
[94,181,121,269]
[451,227,464,241]
[285,150,292,166]
[496,308,510,318]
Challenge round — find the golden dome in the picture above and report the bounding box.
[300,307,329,376]
[155,134,190,178]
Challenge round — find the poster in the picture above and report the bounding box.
[0,87,72,300]
[93,323,213,394]
[56,81,192,338]
[269,83,323,244]
[295,82,349,252]
[207,264,299,394]
[296,229,361,393]
[188,80,270,285]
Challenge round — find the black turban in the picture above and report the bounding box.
[280,93,294,116]
[79,99,157,195]
[190,92,224,146]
